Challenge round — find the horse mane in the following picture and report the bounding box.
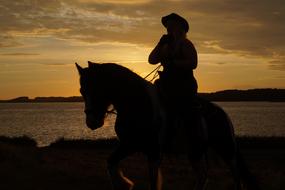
[91,63,148,86]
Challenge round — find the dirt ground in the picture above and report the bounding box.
[0,136,284,190]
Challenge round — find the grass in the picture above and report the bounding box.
[1,135,285,149]
[48,137,119,149]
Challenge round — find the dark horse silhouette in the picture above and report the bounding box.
[75,62,258,190]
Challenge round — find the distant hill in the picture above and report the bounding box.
[199,88,285,102]
[0,96,83,103]
[0,88,284,103]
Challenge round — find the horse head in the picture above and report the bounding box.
[75,62,111,130]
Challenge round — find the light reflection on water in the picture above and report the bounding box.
[0,103,116,147]
[0,102,284,147]
[217,102,285,138]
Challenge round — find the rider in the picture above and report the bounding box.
[148,13,206,153]
[149,12,198,106]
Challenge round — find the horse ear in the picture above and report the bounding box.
[88,61,93,68]
[88,61,98,68]
[75,62,83,75]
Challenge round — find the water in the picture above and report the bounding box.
[0,102,284,147]
[0,103,116,147]
[217,102,285,137]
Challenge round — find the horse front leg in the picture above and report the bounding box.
[107,145,134,190]
[229,157,243,190]
[148,160,162,190]
[147,152,163,190]
[187,111,209,190]
[189,154,208,190]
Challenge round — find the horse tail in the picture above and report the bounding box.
[236,147,260,190]
[200,98,260,189]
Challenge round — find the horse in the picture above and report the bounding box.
[75,62,259,190]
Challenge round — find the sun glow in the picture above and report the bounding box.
[0,0,284,99]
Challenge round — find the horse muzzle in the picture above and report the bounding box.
[86,116,104,130]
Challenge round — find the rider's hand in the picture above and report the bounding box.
[161,58,174,67]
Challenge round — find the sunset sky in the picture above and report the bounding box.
[0,0,284,99]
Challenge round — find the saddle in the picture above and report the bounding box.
[154,71,203,114]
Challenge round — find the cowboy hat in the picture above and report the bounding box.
[161,13,189,33]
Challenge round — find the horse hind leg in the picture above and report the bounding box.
[216,143,243,190]
[107,145,135,190]
[234,150,260,190]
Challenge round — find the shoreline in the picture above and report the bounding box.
[1,135,285,148]
[1,100,285,104]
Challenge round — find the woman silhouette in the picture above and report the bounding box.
[149,13,208,189]
[149,13,201,131]
[149,11,208,178]
[149,13,198,109]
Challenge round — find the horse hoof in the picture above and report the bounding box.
[122,176,134,190]
[113,176,134,190]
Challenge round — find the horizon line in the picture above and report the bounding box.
[1,88,284,101]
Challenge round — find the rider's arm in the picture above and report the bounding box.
[148,44,163,65]
[148,35,170,65]
[172,39,197,70]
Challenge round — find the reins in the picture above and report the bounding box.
[106,64,162,115]
[143,64,162,82]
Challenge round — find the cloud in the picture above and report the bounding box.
[0,0,284,70]
[78,0,151,4]
[0,53,40,56]
[0,34,21,47]
[269,59,285,71]
[43,63,70,66]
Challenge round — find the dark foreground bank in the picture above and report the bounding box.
[0,136,284,190]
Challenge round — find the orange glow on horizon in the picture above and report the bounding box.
[0,0,284,99]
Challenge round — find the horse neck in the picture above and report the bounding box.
[109,77,149,116]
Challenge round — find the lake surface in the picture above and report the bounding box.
[0,102,284,147]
